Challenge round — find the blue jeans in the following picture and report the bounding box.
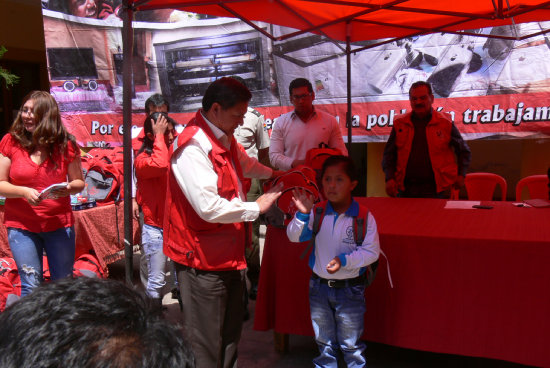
[309,276,367,368]
[8,227,75,297]
[142,224,166,299]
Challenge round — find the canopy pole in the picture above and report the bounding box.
[346,21,352,151]
[122,0,134,286]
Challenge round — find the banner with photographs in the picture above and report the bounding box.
[41,3,550,145]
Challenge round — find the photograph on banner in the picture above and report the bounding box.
[41,6,550,146]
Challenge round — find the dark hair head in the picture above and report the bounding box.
[145,94,169,115]
[10,90,73,163]
[202,77,251,112]
[0,277,194,368]
[289,78,313,96]
[229,75,247,88]
[320,155,358,182]
[137,112,176,156]
[409,81,433,96]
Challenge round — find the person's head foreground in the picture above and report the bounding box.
[0,277,195,368]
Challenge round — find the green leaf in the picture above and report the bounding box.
[0,46,20,88]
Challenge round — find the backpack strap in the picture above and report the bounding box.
[299,204,326,260]
[352,207,380,287]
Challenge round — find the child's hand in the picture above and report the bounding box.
[291,188,314,214]
[326,257,341,274]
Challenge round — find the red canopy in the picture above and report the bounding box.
[129,0,550,44]
[118,0,550,284]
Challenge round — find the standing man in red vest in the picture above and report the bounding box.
[163,77,282,368]
[382,81,471,198]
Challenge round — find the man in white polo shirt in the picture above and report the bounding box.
[269,78,347,170]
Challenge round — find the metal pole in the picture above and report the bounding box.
[122,0,134,286]
[346,21,352,151]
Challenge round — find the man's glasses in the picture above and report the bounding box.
[291,93,312,101]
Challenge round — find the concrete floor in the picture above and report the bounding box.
[107,256,533,368]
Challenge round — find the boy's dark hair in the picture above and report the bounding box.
[137,112,176,156]
[409,81,433,96]
[321,155,358,182]
[289,78,313,96]
[202,77,251,112]
[145,93,169,115]
[0,277,194,368]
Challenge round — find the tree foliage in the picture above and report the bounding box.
[0,46,20,88]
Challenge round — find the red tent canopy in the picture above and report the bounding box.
[129,0,550,44]
[118,0,550,286]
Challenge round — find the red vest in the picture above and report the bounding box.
[393,111,458,193]
[163,111,249,271]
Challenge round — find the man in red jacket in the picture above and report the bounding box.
[382,81,471,198]
[163,77,282,368]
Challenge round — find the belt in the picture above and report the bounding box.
[312,273,366,288]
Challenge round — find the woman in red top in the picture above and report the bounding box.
[135,112,176,304]
[0,91,85,297]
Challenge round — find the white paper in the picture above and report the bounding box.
[444,200,481,209]
[39,182,68,200]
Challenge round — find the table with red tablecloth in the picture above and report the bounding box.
[0,202,140,272]
[254,197,550,367]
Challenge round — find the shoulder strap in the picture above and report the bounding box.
[299,203,326,260]
[312,205,325,236]
[352,206,369,245]
[352,206,379,287]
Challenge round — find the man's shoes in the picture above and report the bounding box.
[249,283,258,300]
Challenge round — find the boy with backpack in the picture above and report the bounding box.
[287,155,380,367]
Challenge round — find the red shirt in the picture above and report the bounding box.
[0,134,79,232]
[135,134,171,228]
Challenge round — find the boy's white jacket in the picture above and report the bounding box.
[287,200,380,280]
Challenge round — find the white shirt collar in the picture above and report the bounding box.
[201,111,231,149]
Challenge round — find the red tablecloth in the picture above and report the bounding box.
[0,202,139,272]
[254,197,550,367]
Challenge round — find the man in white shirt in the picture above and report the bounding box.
[269,78,348,170]
[163,77,282,368]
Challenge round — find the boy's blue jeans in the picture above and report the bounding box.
[141,224,166,299]
[8,226,75,297]
[309,276,367,368]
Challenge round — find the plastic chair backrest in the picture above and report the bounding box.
[464,173,507,201]
[515,175,549,201]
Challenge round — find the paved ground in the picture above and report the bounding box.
[108,256,532,368]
